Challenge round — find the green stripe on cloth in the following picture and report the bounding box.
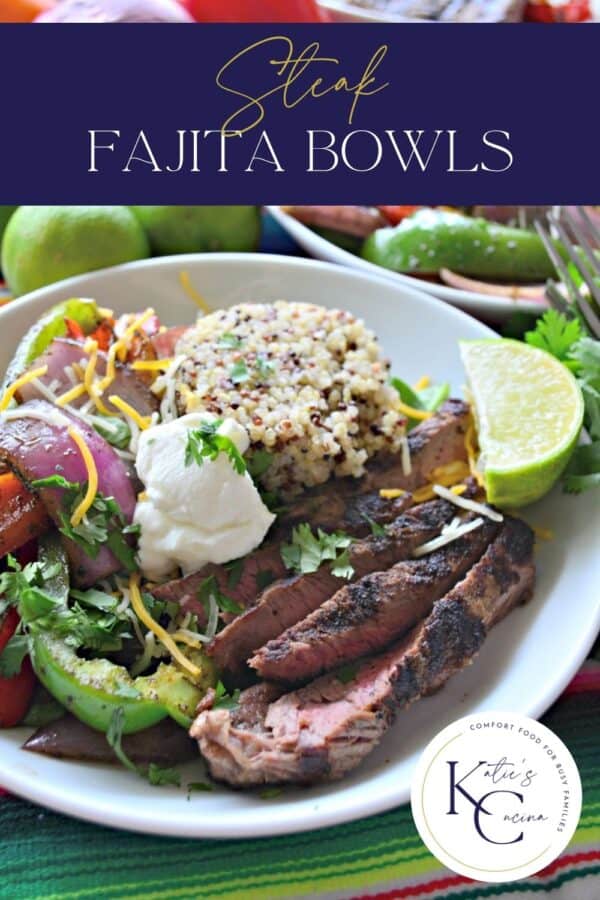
[0,691,598,900]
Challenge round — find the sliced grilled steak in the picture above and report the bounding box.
[152,400,469,616]
[250,516,499,684]
[209,497,463,677]
[279,398,470,533]
[191,517,534,786]
[151,492,413,620]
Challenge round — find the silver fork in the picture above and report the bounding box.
[534,207,600,339]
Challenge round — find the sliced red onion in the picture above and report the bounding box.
[0,400,137,587]
[439,268,547,301]
[17,338,158,416]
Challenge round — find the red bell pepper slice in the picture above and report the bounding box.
[0,608,36,728]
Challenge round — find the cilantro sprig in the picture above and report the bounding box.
[31,475,137,569]
[524,309,600,494]
[212,680,241,711]
[198,575,244,617]
[107,707,181,787]
[525,309,582,371]
[0,553,130,654]
[391,377,450,429]
[184,419,246,475]
[281,524,355,579]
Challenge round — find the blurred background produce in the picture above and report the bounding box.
[0,205,262,298]
[1,0,597,21]
[130,206,261,255]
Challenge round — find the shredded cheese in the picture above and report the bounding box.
[451,484,467,496]
[67,426,99,526]
[171,630,206,649]
[82,339,110,415]
[413,375,431,391]
[400,435,412,476]
[413,517,484,558]
[412,484,436,503]
[532,526,554,542]
[131,358,175,372]
[397,401,433,421]
[379,488,406,500]
[56,383,87,407]
[108,395,152,431]
[179,271,211,314]
[95,307,156,398]
[430,461,471,485]
[465,421,485,488]
[129,574,201,680]
[0,365,49,411]
[432,484,503,522]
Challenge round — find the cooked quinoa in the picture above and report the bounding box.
[173,301,406,496]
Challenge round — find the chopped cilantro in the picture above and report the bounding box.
[336,662,359,685]
[525,309,582,371]
[260,787,283,800]
[107,708,182,787]
[89,415,131,450]
[363,514,387,537]
[185,419,246,475]
[147,764,181,788]
[391,377,450,429]
[32,476,137,570]
[0,634,30,678]
[218,332,243,350]
[256,569,275,591]
[246,449,274,480]
[229,359,250,385]
[198,575,244,616]
[212,681,241,711]
[225,558,245,590]
[281,524,354,579]
[187,781,214,794]
[0,556,130,653]
[522,312,600,494]
[256,355,276,380]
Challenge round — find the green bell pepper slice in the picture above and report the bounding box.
[30,635,211,734]
[27,534,213,735]
[2,297,101,393]
[362,209,559,282]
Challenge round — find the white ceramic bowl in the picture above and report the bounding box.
[0,254,597,838]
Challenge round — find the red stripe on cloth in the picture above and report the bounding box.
[354,850,600,899]
[536,849,600,878]
[352,874,471,899]
[562,668,600,696]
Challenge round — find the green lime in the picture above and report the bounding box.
[0,206,17,257]
[130,206,261,256]
[1,206,150,297]
[460,338,584,507]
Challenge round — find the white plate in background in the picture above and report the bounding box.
[268,205,547,321]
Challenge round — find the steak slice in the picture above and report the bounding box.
[191,517,535,786]
[152,400,469,618]
[250,517,499,684]
[209,497,464,678]
[278,398,470,533]
[150,491,413,621]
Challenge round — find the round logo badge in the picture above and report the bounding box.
[411,712,582,883]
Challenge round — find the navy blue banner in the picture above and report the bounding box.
[0,23,597,204]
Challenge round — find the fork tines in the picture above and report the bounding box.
[535,208,600,339]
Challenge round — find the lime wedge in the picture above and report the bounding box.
[460,339,584,507]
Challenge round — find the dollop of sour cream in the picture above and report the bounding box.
[134,413,275,580]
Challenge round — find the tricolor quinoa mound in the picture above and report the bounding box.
[174,301,406,496]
